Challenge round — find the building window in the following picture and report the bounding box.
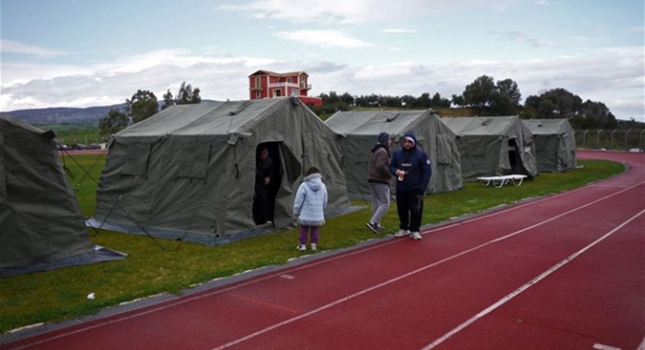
[273,89,282,97]
[255,90,261,99]
[255,76,261,88]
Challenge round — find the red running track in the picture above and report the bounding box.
[2,150,644,350]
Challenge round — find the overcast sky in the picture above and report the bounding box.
[1,0,643,121]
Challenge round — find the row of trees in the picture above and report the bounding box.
[315,75,641,130]
[99,75,641,139]
[98,82,201,138]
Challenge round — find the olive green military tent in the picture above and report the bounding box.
[89,97,351,245]
[441,116,538,181]
[522,119,578,172]
[0,115,125,277]
[325,110,463,199]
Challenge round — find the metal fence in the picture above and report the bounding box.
[575,129,645,152]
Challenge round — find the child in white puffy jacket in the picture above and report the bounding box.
[293,166,328,251]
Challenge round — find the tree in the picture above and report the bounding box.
[496,79,521,106]
[176,81,201,105]
[340,92,355,106]
[126,90,158,123]
[462,75,496,109]
[458,76,522,115]
[161,82,202,110]
[451,94,465,107]
[98,108,129,139]
[581,100,617,129]
[161,89,175,110]
[490,79,522,114]
[523,88,582,119]
[430,92,451,109]
[418,93,432,108]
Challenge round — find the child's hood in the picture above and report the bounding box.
[303,173,323,192]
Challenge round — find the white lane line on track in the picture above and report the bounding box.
[9,180,644,350]
[421,209,645,350]
[638,336,645,350]
[209,185,645,350]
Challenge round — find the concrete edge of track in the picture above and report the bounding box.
[1,156,630,344]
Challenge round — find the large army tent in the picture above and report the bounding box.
[0,115,125,277]
[89,97,351,245]
[522,119,578,172]
[441,116,538,181]
[325,110,463,199]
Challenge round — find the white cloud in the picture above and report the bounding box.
[1,46,642,121]
[495,31,557,49]
[275,30,371,48]
[220,0,518,24]
[383,29,418,33]
[0,39,69,56]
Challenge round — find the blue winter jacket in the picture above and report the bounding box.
[389,131,432,193]
[293,173,328,226]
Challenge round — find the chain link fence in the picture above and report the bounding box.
[575,129,645,152]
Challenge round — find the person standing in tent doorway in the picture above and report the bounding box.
[254,147,273,225]
[366,132,392,234]
[293,166,328,251]
[389,131,431,240]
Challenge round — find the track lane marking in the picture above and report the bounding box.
[210,183,645,350]
[421,209,645,350]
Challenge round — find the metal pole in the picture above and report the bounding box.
[596,129,603,150]
[640,129,645,152]
[624,129,631,151]
[610,129,617,150]
[583,130,589,149]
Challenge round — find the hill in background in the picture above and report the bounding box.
[4,104,127,125]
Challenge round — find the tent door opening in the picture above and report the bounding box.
[507,139,525,174]
[253,142,282,225]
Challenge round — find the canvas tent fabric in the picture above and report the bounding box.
[90,97,351,245]
[325,110,463,199]
[522,119,578,172]
[0,115,126,278]
[441,116,538,181]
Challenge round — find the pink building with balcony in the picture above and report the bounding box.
[248,70,323,107]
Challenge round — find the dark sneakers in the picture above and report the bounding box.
[366,221,381,234]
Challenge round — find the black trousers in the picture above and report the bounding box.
[396,190,424,232]
[254,185,271,224]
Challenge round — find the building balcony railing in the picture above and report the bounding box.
[268,82,299,89]
[301,84,312,90]
[250,86,263,91]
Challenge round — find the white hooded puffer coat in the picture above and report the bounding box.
[293,173,328,226]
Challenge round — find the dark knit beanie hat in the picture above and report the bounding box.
[377,132,389,145]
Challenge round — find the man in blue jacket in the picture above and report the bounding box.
[389,131,431,240]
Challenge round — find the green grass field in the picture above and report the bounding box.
[0,154,625,333]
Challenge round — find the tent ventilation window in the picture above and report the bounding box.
[175,142,209,179]
[122,143,151,176]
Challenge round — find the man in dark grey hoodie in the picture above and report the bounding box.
[366,132,392,234]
